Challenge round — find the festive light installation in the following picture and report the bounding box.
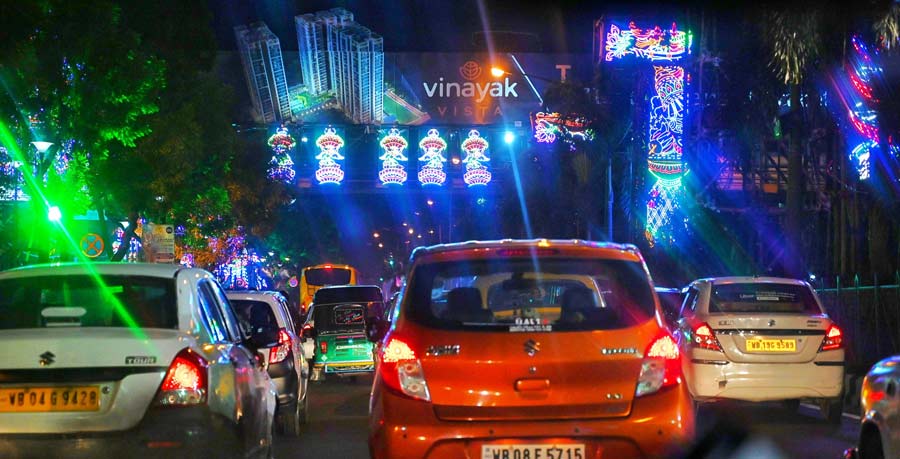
[315,126,346,185]
[213,231,271,290]
[604,22,690,62]
[378,128,409,185]
[835,36,895,181]
[603,20,691,246]
[530,112,596,149]
[54,139,74,176]
[418,129,448,186]
[461,129,492,186]
[266,126,297,183]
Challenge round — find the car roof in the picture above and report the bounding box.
[317,284,381,291]
[411,239,641,262]
[693,276,811,287]
[0,262,191,280]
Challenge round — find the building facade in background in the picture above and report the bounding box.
[234,22,293,123]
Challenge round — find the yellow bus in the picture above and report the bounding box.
[299,263,358,315]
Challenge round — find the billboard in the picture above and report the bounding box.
[222,50,591,127]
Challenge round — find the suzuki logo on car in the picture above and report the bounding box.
[768,320,776,327]
[39,351,55,366]
[524,339,541,356]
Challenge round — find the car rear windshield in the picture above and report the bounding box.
[231,300,279,334]
[313,286,382,304]
[312,303,367,331]
[305,268,351,286]
[710,283,822,314]
[0,275,177,330]
[406,258,656,331]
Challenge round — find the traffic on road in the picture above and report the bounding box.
[0,240,882,458]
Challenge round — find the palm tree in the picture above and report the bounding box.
[764,8,823,277]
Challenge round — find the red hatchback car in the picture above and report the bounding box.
[368,240,695,459]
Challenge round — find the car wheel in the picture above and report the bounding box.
[860,427,884,459]
[781,398,800,412]
[278,399,302,437]
[820,397,843,425]
[298,387,310,425]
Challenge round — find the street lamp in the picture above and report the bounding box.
[47,205,61,223]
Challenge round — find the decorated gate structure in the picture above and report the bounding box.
[600,19,693,247]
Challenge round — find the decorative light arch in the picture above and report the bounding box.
[314,126,346,185]
[603,20,692,246]
[418,128,448,186]
[461,129,492,186]
[378,128,409,185]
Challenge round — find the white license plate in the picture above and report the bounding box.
[482,444,585,459]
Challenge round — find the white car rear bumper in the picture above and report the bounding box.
[687,359,844,401]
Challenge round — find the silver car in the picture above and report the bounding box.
[227,290,309,436]
[0,263,277,458]
[844,356,900,459]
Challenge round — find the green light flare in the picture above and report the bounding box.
[0,120,150,343]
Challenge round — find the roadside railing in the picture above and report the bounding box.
[816,273,900,371]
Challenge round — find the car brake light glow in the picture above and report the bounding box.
[693,322,723,352]
[378,336,430,401]
[636,334,682,397]
[154,348,208,406]
[320,340,328,354]
[819,324,843,351]
[268,328,292,364]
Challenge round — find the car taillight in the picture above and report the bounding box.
[819,324,843,351]
[693,322,723,352]
[320,340,328,354]
[378,336,430,402]
[268,328,292,364]
[636,334,682,398]
[301,323,313,337]
[154,348,208,406]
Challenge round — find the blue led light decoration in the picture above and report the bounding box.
[378,128,409,185]
[834,36,896,181]
[418,129,448,186]
[266,126,296,183]
[603,20,692,246]
[315,126,346,185]
[461,129,491,186]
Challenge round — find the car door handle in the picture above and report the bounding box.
[515,378,550,392]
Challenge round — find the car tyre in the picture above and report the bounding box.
[860,427,884,459]
[781,398,800,412]
[820,397,843,425]
[278,399,302,437]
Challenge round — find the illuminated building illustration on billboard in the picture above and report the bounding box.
[461,129,492,186]
[234,22,293,123]
[315,127,346,185]
[378,128,409,185]
[603,20,691,246]
[417,129,448,186]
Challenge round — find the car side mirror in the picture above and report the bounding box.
[247,328,280,350]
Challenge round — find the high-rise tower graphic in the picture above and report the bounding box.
[234,22,293,123]
[295,8,384,124]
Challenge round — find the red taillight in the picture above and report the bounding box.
[301,323,313,337]
[636,334,682,397]
[320,340,328,354]
[378,335,430,401]
[268,328,292,364]
[819,324,843,351]
[693,322,723,352]
[154,348,208,406]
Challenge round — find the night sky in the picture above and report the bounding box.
[208,0,692,53]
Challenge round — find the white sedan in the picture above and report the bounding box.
[0,263,277,458]
[675,276,845,423]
